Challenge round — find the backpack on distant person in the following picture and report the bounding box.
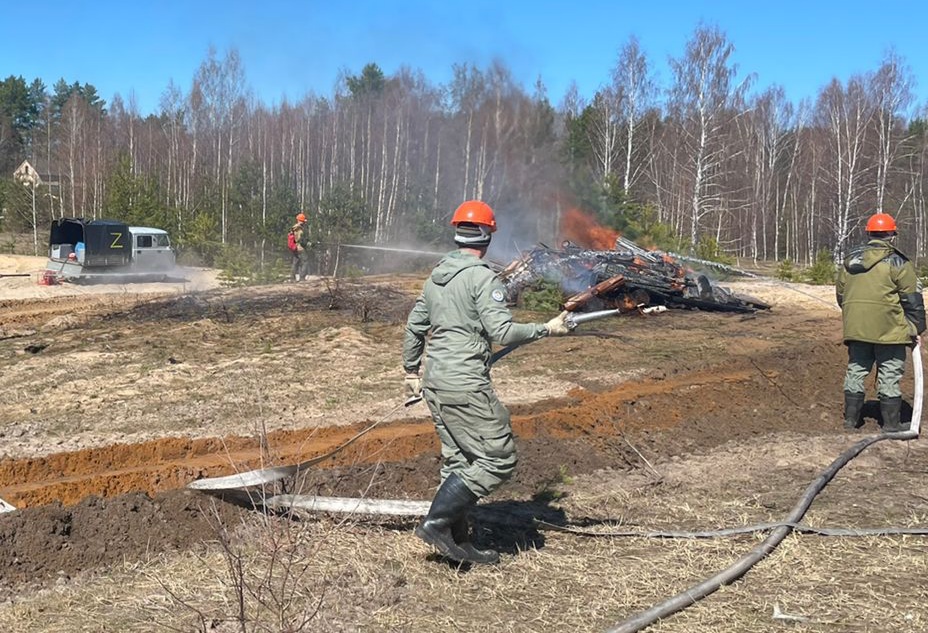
[287,231,298,252]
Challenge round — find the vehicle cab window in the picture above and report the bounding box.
[153,234,171,247]
[136,235,153,248]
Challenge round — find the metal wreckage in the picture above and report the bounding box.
[497,236,770,315]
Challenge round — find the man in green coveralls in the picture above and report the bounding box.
[402,200,571,564]
[836,212,926,432]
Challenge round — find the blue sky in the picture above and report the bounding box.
[2,1,926,115]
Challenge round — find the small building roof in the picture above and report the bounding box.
[13,159,60,186]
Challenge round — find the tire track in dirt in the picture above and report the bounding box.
[0,368,755,509]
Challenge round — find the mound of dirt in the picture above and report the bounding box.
[0,490,246,593]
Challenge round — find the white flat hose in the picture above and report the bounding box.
[187,464,301,490]
[910,338,922,436]
[264,494,430,516]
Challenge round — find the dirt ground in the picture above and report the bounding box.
[0,253,926,633]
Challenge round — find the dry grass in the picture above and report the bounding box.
[7,522,923,632]
[2,434,925,632]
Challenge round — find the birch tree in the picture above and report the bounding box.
[158,80,187,225]
[58,93,88,217]
[585,87,621,188]
[815,75,875,257]
[904,117,927,258]
[449,64,486,202]
[738,86,796,261]
[870,52,914,214]
[611,36,656,196]
[667,24,750,247]
[192,46,248,243]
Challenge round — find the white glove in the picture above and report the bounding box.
[545,311,571,336]
[404,373,422,399]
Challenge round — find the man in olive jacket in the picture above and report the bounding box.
[836,212,926,432]
[403,200,570,565]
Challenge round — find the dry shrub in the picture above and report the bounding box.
[148,502,331,633]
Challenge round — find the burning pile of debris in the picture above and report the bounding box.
[499,236,770,314]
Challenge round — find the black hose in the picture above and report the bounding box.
[606,433,909,633]
[603,340,924,633]
[538,520,928,539]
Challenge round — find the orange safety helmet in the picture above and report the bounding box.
[865,212,896,233]
[451,200,497,232]
[296,213,307,223]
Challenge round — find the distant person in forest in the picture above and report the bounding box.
[836,212,926,432]
[402,199,571,565]
[288,213,308,282]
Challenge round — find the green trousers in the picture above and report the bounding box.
[843,341,907,398]
[422,386,517,498]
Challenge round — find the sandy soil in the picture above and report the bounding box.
[0,254,221,300]
[0,254,925,633]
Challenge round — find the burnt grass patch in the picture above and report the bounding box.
[94,280,416,329]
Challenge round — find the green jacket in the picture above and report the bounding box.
[403,250,548,391]
[836,239,926,344]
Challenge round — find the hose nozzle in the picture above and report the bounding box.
[565,308,621,330]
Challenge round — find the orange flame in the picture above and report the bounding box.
[560,208,619,250]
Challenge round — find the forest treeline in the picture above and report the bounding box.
[1,25,927,270]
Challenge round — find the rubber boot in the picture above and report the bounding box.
[843,391,865,430]
[880,396,907,433]
[451,515,500,565]
[414,473,479,564]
